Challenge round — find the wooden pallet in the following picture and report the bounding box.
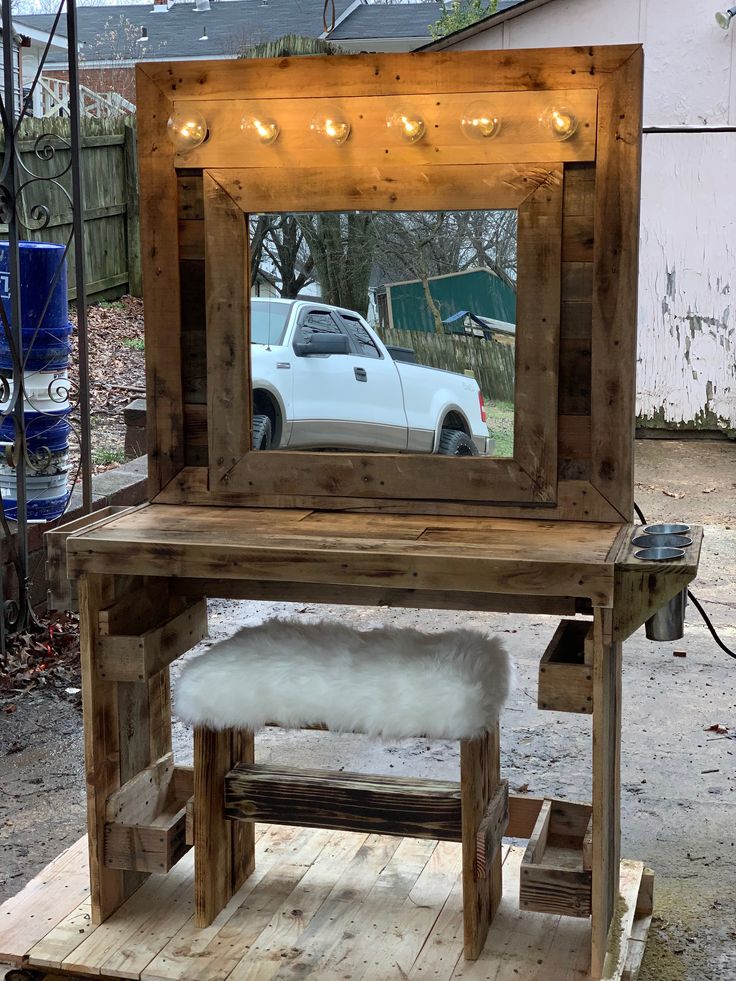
[0,828,652,981]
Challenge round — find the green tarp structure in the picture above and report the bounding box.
[383,267,516,333]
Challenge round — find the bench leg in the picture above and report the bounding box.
[194,726,255,927]
[460,724,502,960]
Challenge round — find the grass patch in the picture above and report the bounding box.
[93,447,125,466]
[96,299,125,310]
[486,399,514,458]
[121,337,145,351]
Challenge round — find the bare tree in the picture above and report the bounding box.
[297,212,377,317]
[372,209,517,333]
[250,214,315,298]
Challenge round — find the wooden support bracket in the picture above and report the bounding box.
[474,779,509,879]
[98,598,208,682]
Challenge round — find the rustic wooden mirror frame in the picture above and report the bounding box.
[137,46,642,522]
[203,169,561,506]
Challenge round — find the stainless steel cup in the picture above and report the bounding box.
[645,588,687,641]
[643,523,690,535]
[634,547,686,561]
[632,534,692,549]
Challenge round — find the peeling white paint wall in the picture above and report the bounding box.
[639,133,735,429]
[447,0,736,430]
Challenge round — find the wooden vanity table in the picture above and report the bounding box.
[0,44,705,981]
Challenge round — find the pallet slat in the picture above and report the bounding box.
[225,762,463,841]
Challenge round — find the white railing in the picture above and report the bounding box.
[34,76,136,119]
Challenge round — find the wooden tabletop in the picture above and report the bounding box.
[62,505,687,608]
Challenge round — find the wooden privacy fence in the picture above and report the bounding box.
[378,327,515,403]
[0,117,140,299]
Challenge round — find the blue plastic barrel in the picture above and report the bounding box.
[0,411,70,454]
[0,242,72,370]
[0,241,72,520]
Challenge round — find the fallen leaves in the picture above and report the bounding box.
[702,486,716,494]
[67,296,146,476]
[663,489,686,499]
[704,723,729,734]
[0,610,81,707]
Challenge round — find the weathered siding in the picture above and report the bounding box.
[638,132,735,432]
[444,0,736,431]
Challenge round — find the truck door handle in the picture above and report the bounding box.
[354,367,367,382]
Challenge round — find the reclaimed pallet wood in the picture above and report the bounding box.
[0,830,650,981]
[64,505,622,606]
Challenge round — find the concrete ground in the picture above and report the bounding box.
[1,439,735,980]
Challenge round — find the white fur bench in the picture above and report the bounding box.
[175,619,513,959]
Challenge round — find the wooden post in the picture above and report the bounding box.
[194,726,255,927]
[80,573,175,923]
[123,121,142,297]
[460,724,502,960]
[591,607,622,976]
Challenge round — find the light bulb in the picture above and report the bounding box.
[387,107,425,144]
[715,6,736,28]
[539,105,578,141]
[310,107,350,145]
[461,102,501,141]
[241,113,280,146]
[166,109,207,152]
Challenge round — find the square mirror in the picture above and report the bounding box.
[247,209,517,460]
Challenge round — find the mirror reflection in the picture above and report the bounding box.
[248,210,516,457]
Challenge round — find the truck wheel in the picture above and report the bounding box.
[252,414,272,450]
[437,428,478,456]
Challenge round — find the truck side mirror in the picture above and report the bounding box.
[294,333,350,356]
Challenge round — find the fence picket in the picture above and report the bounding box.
[0,117,140,300]
[378,327,515,403]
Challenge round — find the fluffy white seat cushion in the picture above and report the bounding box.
[175,619,513,741]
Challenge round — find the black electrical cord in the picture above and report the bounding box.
[633,500,736,660]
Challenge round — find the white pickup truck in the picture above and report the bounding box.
[250,298,491,456]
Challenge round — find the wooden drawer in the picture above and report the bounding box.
[104,754,193,874]
[519,798,592,917]
[538,618,593,714]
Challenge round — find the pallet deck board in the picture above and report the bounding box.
[1,829,648,981]
[0,835,90,966]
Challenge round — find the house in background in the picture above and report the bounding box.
[0,26,23,112]
[17,0,447,114]
[425,0,736,436]
[376,268,517,335]
[12,20,68,117]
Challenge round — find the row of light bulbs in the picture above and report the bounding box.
[167,103,578,152]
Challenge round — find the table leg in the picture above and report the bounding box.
[80,573,173,924]
[194,727,255,927]
[460,724,502,960]
[591,607,622,976]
